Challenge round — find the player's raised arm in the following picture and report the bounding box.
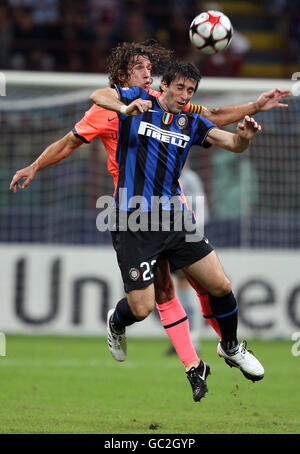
[90,87,123,112]
[199,88,290,127]
[206,115,261,153]
[90,87,152,116]
[9,132,82,193]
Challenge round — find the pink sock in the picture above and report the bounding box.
[197,293,222,338]
[185,275,222,338]
[156,295,199,367]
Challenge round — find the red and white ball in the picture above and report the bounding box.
[189,10,233,55]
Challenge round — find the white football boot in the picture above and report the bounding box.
[106,308,127,361]
[217,340,264,382]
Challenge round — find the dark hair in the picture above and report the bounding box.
[107,40,174,86]
[161,61,202,92]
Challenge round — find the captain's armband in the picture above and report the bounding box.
[187,103,204,115]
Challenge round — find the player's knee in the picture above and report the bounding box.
[130,302,155,320]
[210,278,231,297]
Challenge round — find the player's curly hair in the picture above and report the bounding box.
[107,39,174,86]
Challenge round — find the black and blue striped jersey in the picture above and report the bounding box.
[114,85,216,212]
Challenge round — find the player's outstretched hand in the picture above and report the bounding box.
[124,99,152,116]
[237,115,261,140]
[9,165,37,193]
[256,88,290,112]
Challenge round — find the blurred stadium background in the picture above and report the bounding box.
[0,0,300,340]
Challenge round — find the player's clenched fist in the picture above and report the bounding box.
[121,99,152,116]
[9,165,37,193]
[236,115,262,140]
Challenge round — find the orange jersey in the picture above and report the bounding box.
[74,104,120,192]
[73,88,205,193]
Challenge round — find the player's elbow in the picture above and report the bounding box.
[90,90,99,105]
[90,89,106,105]
[61,133,81,158]
[90,87,112,106]
[206,107,227,127]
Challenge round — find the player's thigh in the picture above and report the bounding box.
[127,283,156,320]
[154,259,175,303]
[182,250,231,296]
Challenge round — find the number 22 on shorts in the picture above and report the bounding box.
[140,260,157,281]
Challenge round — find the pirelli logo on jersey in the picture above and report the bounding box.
[138,121,190,149]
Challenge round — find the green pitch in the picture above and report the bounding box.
[0,335,299,434]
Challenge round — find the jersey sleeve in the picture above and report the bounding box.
[193,115,217,148]
[114,85,148,120]
[73,104,107,143]
[114,85,143,104]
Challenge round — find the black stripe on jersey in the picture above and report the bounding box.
[152,114,174,197]
[171,145,186,197]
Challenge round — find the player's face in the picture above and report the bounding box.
[160,76,197,114]
[124,56,152,90]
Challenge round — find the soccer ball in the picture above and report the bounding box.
[189,10,233,55]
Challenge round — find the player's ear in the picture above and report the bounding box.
[117,69,126,83]
[160,80,168,93]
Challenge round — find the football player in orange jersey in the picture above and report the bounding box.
[10,41,290,397]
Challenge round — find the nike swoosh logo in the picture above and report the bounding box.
[148,109,159,113]
[108,117,118,122]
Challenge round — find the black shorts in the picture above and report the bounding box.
[111,228,214,293]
